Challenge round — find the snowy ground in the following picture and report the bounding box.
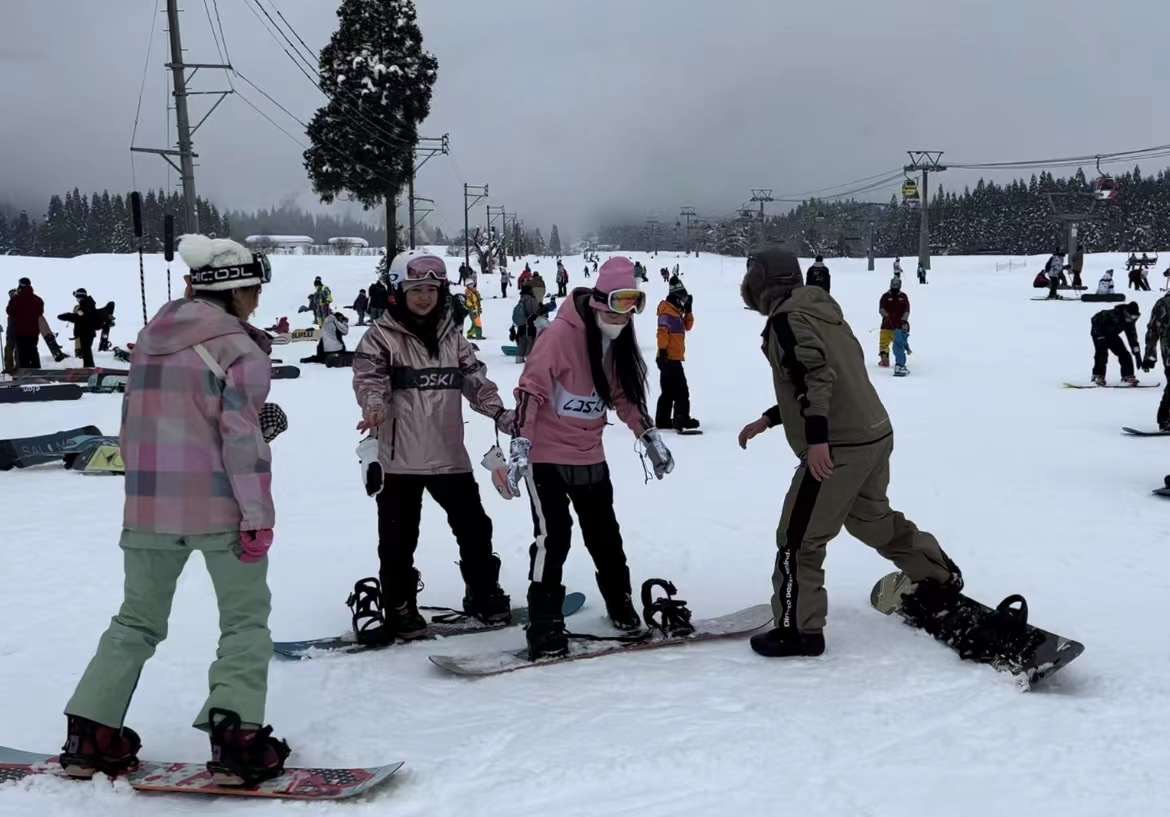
[2,248,1169,816]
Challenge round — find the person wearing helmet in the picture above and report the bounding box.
[57,288,101,367]
[738,246,962,658]
[309,276,333,326]
[352,253,515,642]
[1090,301,1142,386]
[505,257,675,660]
[62,235,290,786]
[878,277,910,367]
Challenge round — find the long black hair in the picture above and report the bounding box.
[575,291,649,416]
[387,286,447,359]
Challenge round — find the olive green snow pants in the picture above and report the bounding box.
[65,529,272,731]
[771,434,956,633]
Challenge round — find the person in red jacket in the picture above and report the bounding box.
[877,277,910,368]
[6,277,45,369]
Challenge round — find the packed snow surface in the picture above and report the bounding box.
[1,249,1168,815]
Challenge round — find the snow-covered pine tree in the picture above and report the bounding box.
[549,224,561,256]
[304,0,438,260]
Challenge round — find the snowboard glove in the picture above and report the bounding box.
[357,436,384,498]
[481,444,518,500]
[506,437,532,497]
[259,403,288,443]
[1143,357,1156,373]
[238,529,273,563]
[639,428,675,480]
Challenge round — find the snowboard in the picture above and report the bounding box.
[271,365,301,380]
[1152,487,1170,498]
[870,571,1084,690]
[1063,382,1160,389]
[1122,426,1170,437]
[428,603,773,678]
[501,345,519,357]
[85,372,128,393]
[290,327,320,342]
[0,382,83,404]
[0,746,402,800]
[274,591,588,660]
[13,367,125,382]
[0,426,104,470]
[1029,296,1081,301]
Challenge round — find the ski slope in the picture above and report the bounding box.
[1,248,1168,816]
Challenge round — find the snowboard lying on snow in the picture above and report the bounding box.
[0,426,103,470]
[428,603,773,677]
[273,591,587,660]
[0,382,83,403]
[1122,426,1170,437]
[0,746,403,800]
[870,571,1084,689]
[1063,382,1160,389]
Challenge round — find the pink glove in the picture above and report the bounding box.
[239,529,273,563]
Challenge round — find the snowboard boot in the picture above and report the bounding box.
[43,334,69,363]
[525,582,568,660]
[384,569,428,640]
[749,627,825,658]
[596,568,642,632]
[1122,375,1140,387]
[1091,374,1106,386]
[894,364,908,377]
[346,577,391,645]
[655,418,674,431]
[59,715,141,779]
[897,571,966,636]
[878,352,890,368]
[674,417,701,431]
[459,555,512,625]
[206,708,291,787]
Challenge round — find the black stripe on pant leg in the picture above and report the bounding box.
[780,468,823,633]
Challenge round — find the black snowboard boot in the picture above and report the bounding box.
[59,715,141,779]
[346,577,391,645]
[749,627,825,658]
[206,708,291,787]
[460,555,512,624]
[674,417,701,431]
[525,582,568,660]
[898,572,966,636]
[384,568,428,640]
[596,567,642,632]
[43,334,69,363]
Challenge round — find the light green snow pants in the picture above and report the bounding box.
[64,529,272,732]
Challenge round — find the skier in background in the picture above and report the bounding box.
[352,253,514,642]
[1044,251,1066,300]
[499,266,513,299]
[917,263,927,284]
[655,275,699,431]
[367,278,389,322]
[351,289,369,326]
[1090,301,1142,386]
[61,235,290,785]
[737,246,963,658]
[58,288,102,368]
[1070,244,1085,289]
[1128,263,1152,291]
[1142,290,1170,430]
[518,263,534,289]
[878,277,910,367]
[893,257,903,278]
[806,255,831,292]
[555,260,569,297]
[583,264,591,280]
[465,280,485,340]
[308,276,333,326]
[892,319,912,377]
[5,277,44,369]
[506,257,675,659]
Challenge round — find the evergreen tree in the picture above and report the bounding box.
[41,195,69,256]
[12,211,37,256]
[304,0,438,258]
[549,224,562,256]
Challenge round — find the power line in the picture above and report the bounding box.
[130,0,163,189]
[211,0,232,64]
[233,86,307,148]
[233,69,307,128]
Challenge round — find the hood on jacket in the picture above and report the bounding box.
[135,298,251,356]
[774,283,845,326]
[741,246,804,315]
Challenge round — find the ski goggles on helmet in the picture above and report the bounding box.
[401,256,448,289]
[592,287,646,314]
[189,253,271,291]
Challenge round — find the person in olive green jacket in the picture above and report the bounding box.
[737,245,963,658]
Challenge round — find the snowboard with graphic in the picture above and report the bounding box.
[0,426,103,470]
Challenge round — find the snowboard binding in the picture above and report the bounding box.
[640,578,695,638]
[954,594,1044,665]
[346,577,391,645]
[206,708,291,787]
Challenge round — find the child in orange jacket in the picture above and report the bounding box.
[655,276,699,432]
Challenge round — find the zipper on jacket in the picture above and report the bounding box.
[390,418,398,461]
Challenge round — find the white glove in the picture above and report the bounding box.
[481,444,518,500]
[506,437,532,497]
[356,436,383,498]
[640,429,675,480]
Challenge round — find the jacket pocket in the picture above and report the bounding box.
[389,418,398,461]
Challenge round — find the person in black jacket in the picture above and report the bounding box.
[806,255,830,292]
[352,289,370,325]
[367,279,389,322]
[1091,301,1142,386]
[58,288,102,367]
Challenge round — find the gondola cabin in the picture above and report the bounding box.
[1093,176,1119,202]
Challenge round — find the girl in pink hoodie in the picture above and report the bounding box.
[506,257,676,660]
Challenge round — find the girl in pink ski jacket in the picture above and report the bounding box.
[507,257,676,660]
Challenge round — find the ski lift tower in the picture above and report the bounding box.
[904,151,946,272]
[1045,192,1103,258]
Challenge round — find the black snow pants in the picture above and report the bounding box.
[1158,367,1170,428]
[13,336,40,369]
[376,472,497,605]
[655,359,691,427]
[1092,333,1135,378]
[525,462,631,618]
[76,333,95,368]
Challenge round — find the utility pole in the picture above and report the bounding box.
[645,218,659,253]
[410,194,435,229]
[679,206,696,253]
[409,134,449,249]
[486,204,506,264]
[131,0,232,233]
[750,189,774,246]
[904,151,946,272]
[463,183,489,268]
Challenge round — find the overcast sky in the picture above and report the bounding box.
[2,0,1166,237]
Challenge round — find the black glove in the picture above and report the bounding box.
[1132,347,1142,360]
[684,294,694,313]
[1143,356,1156,373]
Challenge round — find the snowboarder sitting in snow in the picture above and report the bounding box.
[1090,301,1142,386]
[806,255,830,292]
[878,277,909,367]
[265,316,290,335]
[892,319,912,376]
[1097,270,1116,295]
[655,276,699,432]
[737,246,963,658]
[1044,250,1067,300]
[1142,291,1170,429]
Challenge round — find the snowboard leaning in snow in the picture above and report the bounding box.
[0,746,402,800]
[1063,382,1161,389]
[0,426,103,470]
[1122,426,1170,437]
[428,603,773,678]
[870,571,1084,689]
[273,591,588,660]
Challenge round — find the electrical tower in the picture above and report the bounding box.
[645,218,660,253]
[407,134,449,249]
[750,189,774,245]
[679,206,696,253]
[486,204,507,260]
[463,183,489,267]
[904,151,946,272]
[130,0,232,233]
